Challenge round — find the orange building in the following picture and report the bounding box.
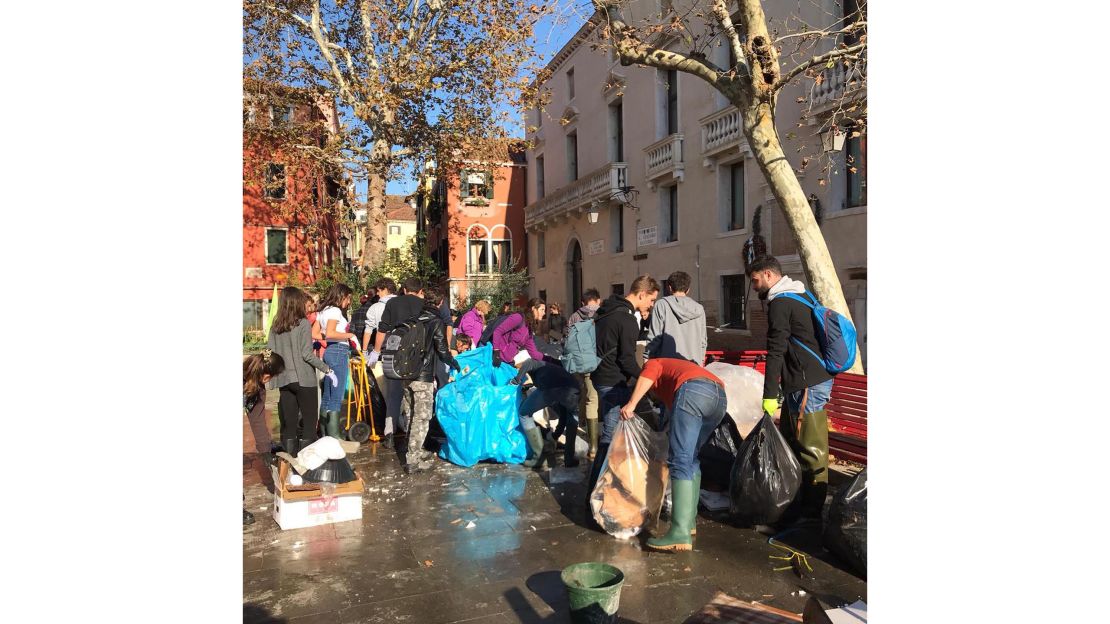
[426,147,529,309]
[242,83,347,330]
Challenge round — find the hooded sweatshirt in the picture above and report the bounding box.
[591,295,642,387]
[645,295,707,364]
[763,275,833,398]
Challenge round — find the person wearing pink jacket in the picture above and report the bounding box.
[492,298,546,365]
[456,299,491,344]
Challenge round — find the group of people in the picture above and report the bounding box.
[243,255,837,551]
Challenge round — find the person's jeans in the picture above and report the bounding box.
[783,378,834,415]
[667,379,728,481]
[321,342,350,412]
[595,383,632,446]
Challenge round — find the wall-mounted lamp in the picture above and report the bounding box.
[821,127,846,152]
[587,203,600,224]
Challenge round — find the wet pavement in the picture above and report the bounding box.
[243,441,866,623]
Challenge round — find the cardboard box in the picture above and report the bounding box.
[270,460,364,530]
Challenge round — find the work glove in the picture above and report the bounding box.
[762,398,779,417]
[326,371,338,387]
[366,350,380,367]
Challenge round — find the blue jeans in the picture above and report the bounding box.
[667,379,728,481]
[783,378,834,416]
[595,383,632,446]
[519,386,580,431]
[321,342,350,412]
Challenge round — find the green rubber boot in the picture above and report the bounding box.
[522,425,550,468]
[323,410,342,439]
[647,478,695,552]
[586,418,599,460]
[690,470,701,536]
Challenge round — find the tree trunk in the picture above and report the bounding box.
[360,138,391,269]
[742,100,865,374]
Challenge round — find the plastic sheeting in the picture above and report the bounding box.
[589,417,670,540]
[705,362,765,439]
[728,413,802,525]
[435,343,527,467]
[824,468,867,577]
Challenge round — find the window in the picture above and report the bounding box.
[265,228,288,265]
[468,237,512,274]
[270,103,293,126]
[389,249,401,263]
[460,170,493,201]
[845,129,867,208]
[728,162,745,230]
[611,283,624,295]
[609,102,624,162]
[539,289,547,302]
[389,225,401,235]
[537,106,543,128]
[264,163,286,200]
[611,204,624,253]
[661,185,678,243]
[491,239,511,271]
[566,132,578,182]
[666,70,678,135]
[538,231,546,268]
[721,274,747,329]
[243,301,263,331]
[843,0,864,46]
[245,105,256,125]
[468,239,489,274]
[536,155,545,199]
[567,67,575,100]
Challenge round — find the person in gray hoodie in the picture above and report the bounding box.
[645,271,707,365]
[566,288,602,458]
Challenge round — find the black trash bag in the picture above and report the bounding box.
[302,457,357,484]
[728,413,802,525]
[823,468,867,578]
[365,371,388,435]
[698,416,743,489]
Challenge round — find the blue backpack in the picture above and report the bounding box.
[777,291,857,374]
[559,309,619,374]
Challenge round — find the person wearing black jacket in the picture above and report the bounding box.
[586,274,661,496]
[402,289,460,474]
[749,255,835,524]
[512,359,582,468]
[371,277,426,448]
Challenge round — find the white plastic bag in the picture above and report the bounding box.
[705,362,765,438]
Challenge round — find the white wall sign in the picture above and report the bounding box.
[245,267,263,278]
[588,239,605,255]
[637,226,658,247]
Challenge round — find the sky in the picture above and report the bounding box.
[384,5,584,196]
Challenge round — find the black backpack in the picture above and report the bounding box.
[381,318,426,380]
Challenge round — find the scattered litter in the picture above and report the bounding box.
[424,560,434,567]
[824,599,867,623]
[697,490,730,512]
[450,518,463,525]
[465,521,477,529]
[258,506,268,511]
[683,566,692,572]
[791,590,807,597]
[530,525,537,531]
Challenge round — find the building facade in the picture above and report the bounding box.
[523,1,866,356]
[243,83,347,331]
[426,148,529,309]
[384,195,417,262]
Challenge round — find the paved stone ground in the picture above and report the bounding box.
[243,431,866,624]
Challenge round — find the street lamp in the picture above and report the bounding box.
[587,203,600,224]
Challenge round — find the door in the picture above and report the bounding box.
[567,240,583,308]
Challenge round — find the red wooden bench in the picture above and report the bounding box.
[704,350,867,465]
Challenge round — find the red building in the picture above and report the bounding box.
[242,83,347,330]
[425,147,529,309]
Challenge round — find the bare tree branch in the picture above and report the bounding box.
[710,0,750,78]
[774,42,865,92]
[594,3,722,86]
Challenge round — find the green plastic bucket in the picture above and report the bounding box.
[561,562,626,624]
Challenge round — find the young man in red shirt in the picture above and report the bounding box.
[619,357,728,551]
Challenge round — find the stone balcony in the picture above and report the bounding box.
[699,106,752,168]
[809,59,867,114]
[524,162,627,231]
[644,133,684,189]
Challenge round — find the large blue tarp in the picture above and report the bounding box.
[436,343,527,467]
